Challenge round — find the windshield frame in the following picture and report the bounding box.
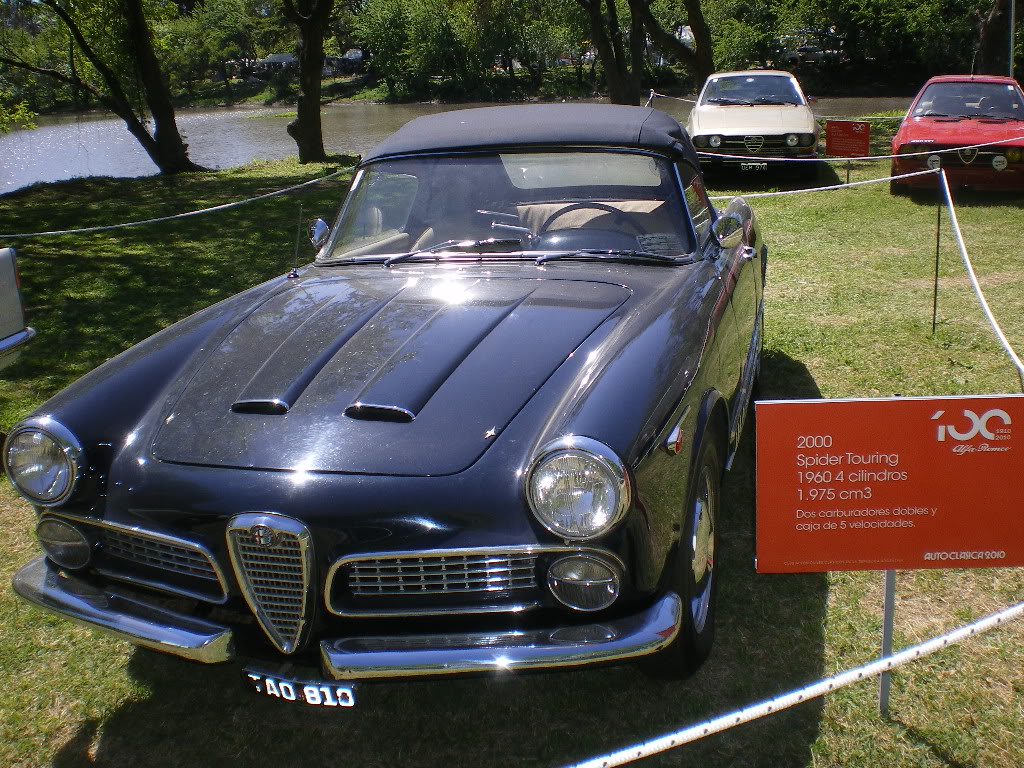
[315,147,701,265]
[697,73,807,108]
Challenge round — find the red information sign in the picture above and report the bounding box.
[825,120,871,158]
[755,395,1024,573]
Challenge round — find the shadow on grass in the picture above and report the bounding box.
[47,351,829,768]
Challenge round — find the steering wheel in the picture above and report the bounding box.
[539,202,647,235]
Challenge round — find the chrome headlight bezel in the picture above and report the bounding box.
[525,436,631,541]
[3,417,83,507]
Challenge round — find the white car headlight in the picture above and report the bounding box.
[4,418,83,506]
[526,436,630,540]
[785,134,799,147]
[708,135,722,148]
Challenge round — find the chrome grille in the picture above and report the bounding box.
[227,514,312,655]
[102,529,219,581]
[349,553,538,596]
[51,513,227,603]
[721,136,789,157]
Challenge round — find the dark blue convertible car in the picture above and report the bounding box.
[7,104,765,706]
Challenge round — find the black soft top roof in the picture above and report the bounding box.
[362,104,699,165]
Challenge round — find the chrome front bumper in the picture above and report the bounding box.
[13,555,682,679]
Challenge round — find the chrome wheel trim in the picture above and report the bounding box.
[688,464,716,633]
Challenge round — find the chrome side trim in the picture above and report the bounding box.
[12,555,234,664]
[324,545,624,617]
[320,592,682,680]
[53,511,230,603]
[226,512,314,654]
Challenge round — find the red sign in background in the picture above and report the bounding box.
[756,395,1024,573]
[825,120,871,158]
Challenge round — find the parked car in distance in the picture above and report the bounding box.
[687,70,820,178]
[0,247,34,372]
[890,74,1024,194]
[7,105,766,705]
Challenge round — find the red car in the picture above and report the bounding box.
[890,75,1024,194]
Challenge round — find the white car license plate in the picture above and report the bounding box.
[740,162,768,171]
[244,669,355,707]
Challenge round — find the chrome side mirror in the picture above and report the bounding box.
[712,214,744,250]
[309,218,330,249]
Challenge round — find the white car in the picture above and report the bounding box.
[687,70,820,176]
[0,247,33,372]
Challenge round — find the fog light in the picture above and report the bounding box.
[708,135,722,148]
[36,518,91,569]
[785,134,799,147]
[547,555,620,611]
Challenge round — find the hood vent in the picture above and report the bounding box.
[345,403,415,423]
[231,398,290,415]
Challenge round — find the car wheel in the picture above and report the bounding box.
[643,432,722,679]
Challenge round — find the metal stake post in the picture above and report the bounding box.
[932,199,942,333]
[879,569,897,717]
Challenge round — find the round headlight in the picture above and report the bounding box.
[1007,148,1022,163]
[547,554,621,611]
[36,517,92,569]
[708,135,722,148]
[692,135,708,148]
[4,418,82,506]
[785,133,799,147]
[526,436,629,540]
[799,133,816,147]
[992,155,1008,171]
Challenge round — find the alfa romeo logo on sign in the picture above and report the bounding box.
[250,524,277,548]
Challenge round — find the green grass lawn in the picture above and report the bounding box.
[0,149,1022,768]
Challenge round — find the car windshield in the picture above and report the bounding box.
[320,151,694,261]
[700,75,804,106]
[913,82,1024,119]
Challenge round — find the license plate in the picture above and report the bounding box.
[740,162,768,171]
[243,669,355,707]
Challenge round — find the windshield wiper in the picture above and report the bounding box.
[753,97,789,105]
[535,249,689,265]
[383,238,525,267]
[707,97,752,105]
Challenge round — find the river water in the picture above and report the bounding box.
[0,96,911,195]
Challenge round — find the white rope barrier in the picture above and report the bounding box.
[708,168,938,200]
[937,169,1024,389]
[565,599,1024,768]
[647,89,696,105]
[697,134,1024,164]
[0,167,352,239]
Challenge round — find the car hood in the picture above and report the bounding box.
[896,116,1024,146]
[152,273,629,475]
[688,104,816,135]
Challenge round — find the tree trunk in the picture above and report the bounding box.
[976,0,1018,75]
[282,0,334,163]
[577,0,631,103]
[122,0,204,173]
[630,0,714,87]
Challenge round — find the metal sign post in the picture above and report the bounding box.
[879,569,896,717]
